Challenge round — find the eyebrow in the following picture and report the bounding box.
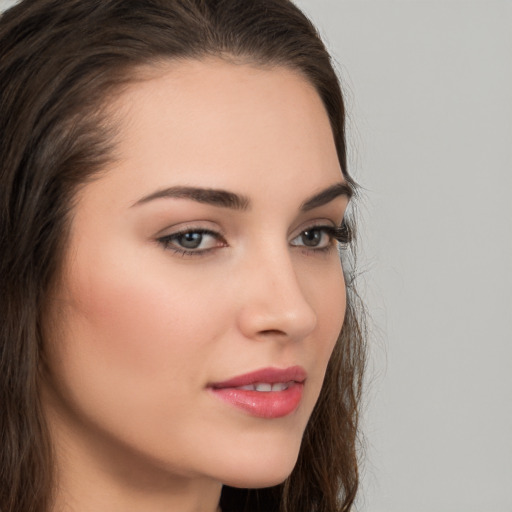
[132,186,250,210]
[300,182,353,211]
[132,181,352,211]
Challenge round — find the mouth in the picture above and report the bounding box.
[234,381,294,392]
[208,366,306,419]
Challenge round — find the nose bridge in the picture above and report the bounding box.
[236,241,317,341]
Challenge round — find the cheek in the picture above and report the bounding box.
[296,257,346,405]
[43,246,244,477]
[45,243,230,431]
[321,268,346,331]
[305,258,346,353]
[69,272,180,378]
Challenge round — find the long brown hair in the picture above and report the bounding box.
[0,1,367,511]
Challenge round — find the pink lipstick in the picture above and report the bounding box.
[209,366,306,419]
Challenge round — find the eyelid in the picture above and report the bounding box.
[289,218,337,240]
[154,220,225,239]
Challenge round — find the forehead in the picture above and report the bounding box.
[90,58,342,208]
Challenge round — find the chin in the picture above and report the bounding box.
[222,466,296,490]
[214,439,302,489]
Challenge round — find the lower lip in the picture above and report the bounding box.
[209,382,304,419]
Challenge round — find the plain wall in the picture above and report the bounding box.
[1,0,511,510]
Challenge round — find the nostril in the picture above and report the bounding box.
[258,329,287,337]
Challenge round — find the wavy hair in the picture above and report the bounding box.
[0,1,367,511]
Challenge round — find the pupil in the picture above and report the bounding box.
[302,230,320,247]
[180,232,202,249]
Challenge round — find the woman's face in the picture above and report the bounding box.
[43,59,349,492]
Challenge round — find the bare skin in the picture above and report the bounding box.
[42,58,349,512]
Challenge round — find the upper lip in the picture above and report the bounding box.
[210,366,307,389]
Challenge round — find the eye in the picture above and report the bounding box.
[292,228,330,248]
[291,226,335,250]
[157,228,225,255]
[290,223,352,251]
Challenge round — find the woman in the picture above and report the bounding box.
[0,1,366,511]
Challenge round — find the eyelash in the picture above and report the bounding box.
[156,222,351,257]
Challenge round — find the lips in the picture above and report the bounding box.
[209,366,306,419]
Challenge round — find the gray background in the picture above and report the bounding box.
[2,0,511,510]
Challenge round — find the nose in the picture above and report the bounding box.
[236,246,318,343]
